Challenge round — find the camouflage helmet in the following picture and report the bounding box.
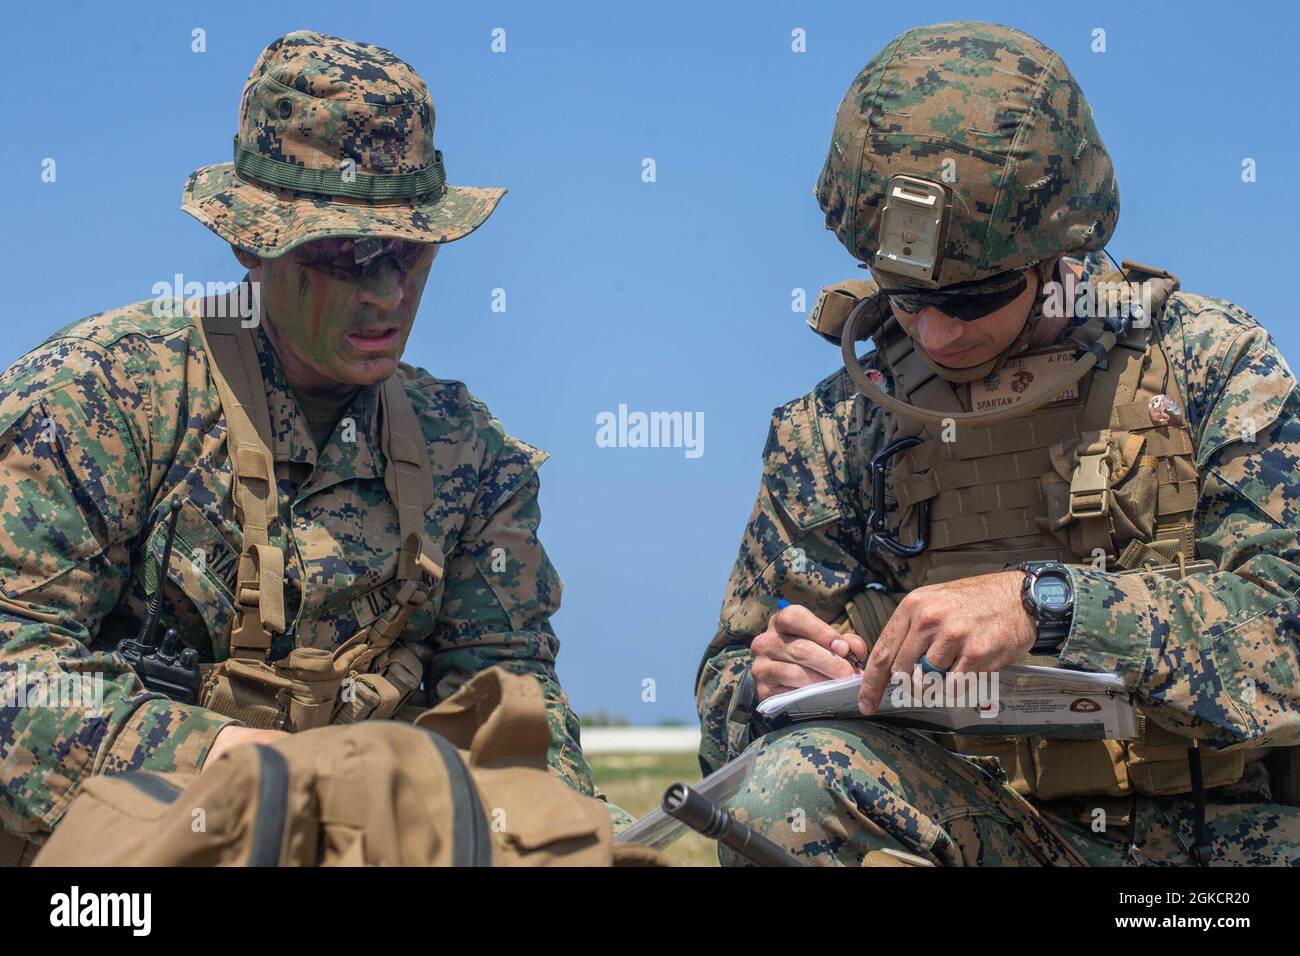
[183,30,504,258]
[815,21,1118,288]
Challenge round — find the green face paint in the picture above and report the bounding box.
[256,243,437,396]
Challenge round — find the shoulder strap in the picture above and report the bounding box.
[190,297,285,661]
[379,376,436,576]
[328,379,442,689]
[1086,259,1180,326]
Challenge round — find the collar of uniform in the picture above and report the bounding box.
[246,309,384,489]
[303,382,384,496]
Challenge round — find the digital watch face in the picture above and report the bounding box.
[1034,575,1071,610]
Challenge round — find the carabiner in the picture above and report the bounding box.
[868,436,930,558]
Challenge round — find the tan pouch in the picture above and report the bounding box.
[199,647,343,731]
[1032,739,1130,801]
[1124,714,1245,796]
[1041,429,1156,551]
[946,736,1037,795]
[807,279,881,345]
[333,642,426,724]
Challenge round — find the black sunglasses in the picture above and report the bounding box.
[875,269,1030,321]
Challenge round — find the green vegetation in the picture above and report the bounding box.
[591,751,719,867]
[578,710,630,727]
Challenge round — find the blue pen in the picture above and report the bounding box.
[776,598,864,669]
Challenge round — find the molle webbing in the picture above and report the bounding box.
[881,314,1198,579]
[863,267,1261,799]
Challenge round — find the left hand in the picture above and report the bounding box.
[858,571,1037,714]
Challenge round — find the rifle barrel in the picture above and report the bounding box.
[662,782,806,867]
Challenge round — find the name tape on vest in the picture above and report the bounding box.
[969,347,1079,412]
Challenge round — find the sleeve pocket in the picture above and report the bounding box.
[0,397,105,595]
[761,394,843,535]
[146,498,238,650]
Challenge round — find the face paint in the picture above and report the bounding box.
[256,242,438,395]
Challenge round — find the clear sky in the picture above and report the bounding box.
[3,0,1298,723]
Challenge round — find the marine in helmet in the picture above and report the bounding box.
[0,31,611,864]
[696,20,1300,866]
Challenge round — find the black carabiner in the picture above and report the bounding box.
[868,436,930,558]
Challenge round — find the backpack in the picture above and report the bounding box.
[34,668,665,867]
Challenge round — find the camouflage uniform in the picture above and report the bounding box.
[696,22,1300,866]
[0,32,598,851]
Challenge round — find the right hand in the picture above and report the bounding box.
[750,603,868,702]
[203,725,288,769]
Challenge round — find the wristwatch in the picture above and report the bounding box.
[1017,560,1074,655]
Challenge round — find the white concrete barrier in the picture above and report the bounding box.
[582,726,701,754]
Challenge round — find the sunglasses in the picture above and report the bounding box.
[291,236,432,281]
[874,269,1029,321]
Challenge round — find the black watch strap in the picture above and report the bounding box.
[1030,623,1070,656]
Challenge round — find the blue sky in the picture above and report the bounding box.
[4,0,1298,723]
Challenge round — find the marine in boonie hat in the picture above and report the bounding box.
[182,29,504,256]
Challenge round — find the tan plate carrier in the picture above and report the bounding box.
[820,262,1300,802]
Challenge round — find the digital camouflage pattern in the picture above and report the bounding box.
[816,20,1119,286]
[697,249,1300,865]
[720,721,1290,867]
[0,298,596,841]
[183,30,505,257]
[721,721,1087,867]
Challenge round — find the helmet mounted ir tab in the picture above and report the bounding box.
[872,176,952,288]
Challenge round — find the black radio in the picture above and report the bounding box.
[116,497,201,703]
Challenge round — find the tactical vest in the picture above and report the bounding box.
[189,291,444,732]
[821,263,1274,800]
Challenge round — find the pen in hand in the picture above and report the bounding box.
[776,598,865,671]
